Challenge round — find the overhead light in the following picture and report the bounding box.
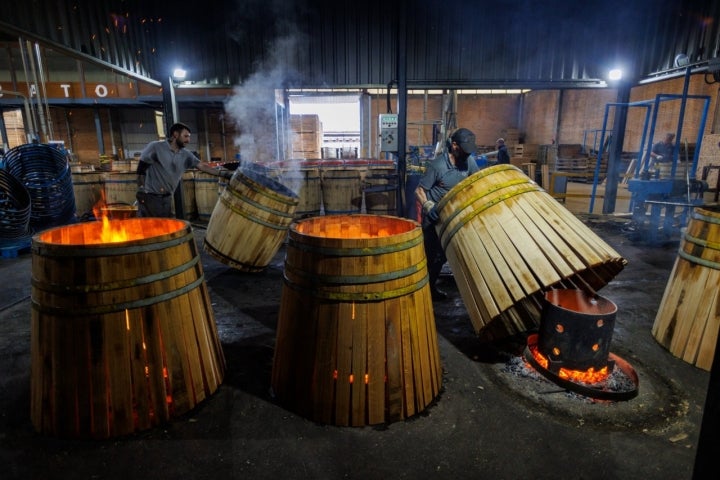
[172,68,187,80]
[608,69,623,81]
[674,53,690,68]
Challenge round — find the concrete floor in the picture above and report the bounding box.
[0,184,715,480]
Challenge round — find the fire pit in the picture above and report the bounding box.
[522,289,638,401]
[30,217,225,438]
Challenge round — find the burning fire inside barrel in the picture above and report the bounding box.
[30,216,225,438]
[522,289,638,401]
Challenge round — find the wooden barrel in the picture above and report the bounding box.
[170,171,197,219]
[111,159,139,173]
[652,206,720,371]
[321,160,366,214]
[435,164,627,340]
[194,171,220,221]
[204,168,298,272]
[101,204,138,219]
[272,214,441,426]
[104,172,137,206]
[181,171,197,219]
[364,160,398,215]
[269,160,322,218]
[30,218,225,438]
[71,171,105,217]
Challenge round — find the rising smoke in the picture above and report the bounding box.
[223,1,307,167]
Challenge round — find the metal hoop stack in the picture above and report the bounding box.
[4,143,76,229]
[0,168,32,243]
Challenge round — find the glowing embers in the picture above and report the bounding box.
[36,217,187,245]
[522,289,639,401]
[293,213,413,238]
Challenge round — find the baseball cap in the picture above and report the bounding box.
[450,128,477,155]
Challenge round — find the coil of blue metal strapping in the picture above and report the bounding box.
[4,143,76,230]
[0,167,32,244]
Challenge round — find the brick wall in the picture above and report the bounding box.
[17,75,718,167]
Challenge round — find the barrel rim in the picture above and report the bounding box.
[544,288,618,315]
[32,218,190,250]
[436,164,524,212]
[691,207,720,224]
[289,214,421,246]
[235,168,299,202]
[438,177,540,250]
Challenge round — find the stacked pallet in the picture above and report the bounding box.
[512,144,524,157]
[509,143,537,178]
[290,114,323,159]
[557,144,583,157]
[512,143,539,160]
[555,156,589,174]
[697,133,720,188]
[537,144,558,168]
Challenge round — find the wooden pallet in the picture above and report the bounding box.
[0,239,31,259]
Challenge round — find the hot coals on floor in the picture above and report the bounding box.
[505,289,638,402]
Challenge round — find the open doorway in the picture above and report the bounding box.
[288,94,360,159]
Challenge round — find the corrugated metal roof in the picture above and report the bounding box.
[1,0,719,88]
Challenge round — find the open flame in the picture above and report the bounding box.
[97,215,130,243]
[92,191,132,243]
[527,342,610,384]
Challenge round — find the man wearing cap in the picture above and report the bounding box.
[645,132,676,171]
[496,138,510,165]
[415,127,480,300]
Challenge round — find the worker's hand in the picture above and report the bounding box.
[423,200,439,223]
[136,191,147,204]
[655,155,663,161]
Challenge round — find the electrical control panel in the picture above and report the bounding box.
[378,113,398,152]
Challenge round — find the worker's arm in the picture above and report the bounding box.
[415,185,439,222]
[196,161,233,178]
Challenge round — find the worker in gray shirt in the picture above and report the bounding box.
[415,127,480,300]
[136,122,232,218]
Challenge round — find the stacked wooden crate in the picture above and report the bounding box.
[290,114,322,159]
[510,143,538,163]
[512,144,524,157]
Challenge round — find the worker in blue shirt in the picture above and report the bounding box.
[496,138,510,164]
[646,132,676,171]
